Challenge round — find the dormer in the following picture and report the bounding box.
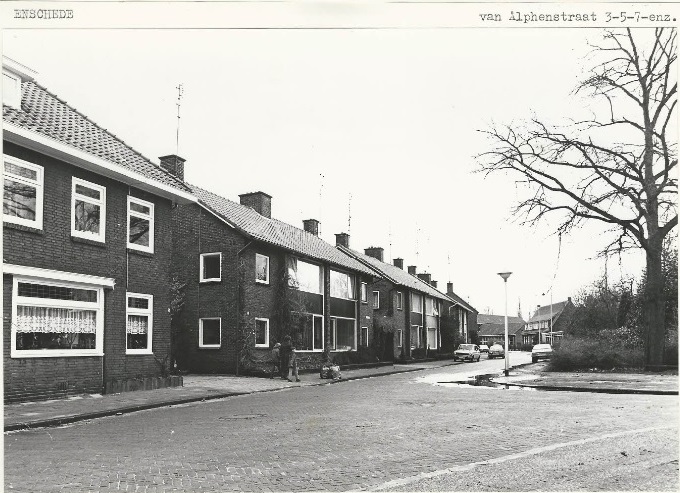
[2,56,37,110]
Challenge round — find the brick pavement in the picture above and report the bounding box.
[4,358,679,492]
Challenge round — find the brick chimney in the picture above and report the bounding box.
[364,247,384,262]
[408,265,417,275]
[159,155,186,181]
[447,282,454,295]
[431,280,438,289]
[417,273,431,285]
[303,219,320,236]
[335,233,350,248]
[239,192,272,218]
[393,258,404,270]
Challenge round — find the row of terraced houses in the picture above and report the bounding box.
[2,58,477,403]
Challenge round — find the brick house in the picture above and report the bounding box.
[522,298,575,346]
[476,314,525,349]
[2,58,196,402]
[338,246,476,359]
[167,178,377,374]
[443,282,478,350]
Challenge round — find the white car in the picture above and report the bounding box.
[479,344,490,353]
[532,343,553,363]
[454,344,481,362]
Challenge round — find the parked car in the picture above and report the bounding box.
[454,344,481,362]
[487,344,505,359]
[479,344,489,353]
[531,343,553,363]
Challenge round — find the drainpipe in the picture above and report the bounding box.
[235,240,253,376]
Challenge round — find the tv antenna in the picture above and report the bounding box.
[175,83,184,155]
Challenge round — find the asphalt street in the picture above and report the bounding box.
[4,354,678,492]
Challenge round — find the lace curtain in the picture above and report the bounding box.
[127,315,148,335]
[16,306,96,334]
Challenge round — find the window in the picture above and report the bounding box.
[72,178,106,242]
[427,328,437,349]
[331,317,356,351]
[256,254,269,284]
[330,270,355,299]
[396,291,403,310]
[126,293,153,354]
[11,277,104,358]
[360,282,367,303]
[411,293,423,313]
[255,318,269,347]
[200,253,222,282]
[292,313,323,351]
[287,258,322,294]
[199,318,221,348]
[360,326,368,347]
[411,325,421,348]
[127,196,154,253]
[3,156,44,229]
[397,329,403,348]
[426,298,439,316]
[372,291,380,309]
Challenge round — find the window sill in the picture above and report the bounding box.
[255,280,270,286]
[3,221,44,235]
[127,248,154,258]
[72,236,107,248]
[126,350,153,356]
[198,345,221,349]
[11,350,104,358]
[199,279,222,284]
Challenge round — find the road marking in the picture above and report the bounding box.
[368,425,677,491]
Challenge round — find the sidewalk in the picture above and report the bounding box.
[5,359,677,432]
[492,361,679,395]
[4,361,447,432]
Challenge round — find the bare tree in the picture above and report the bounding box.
[478,28,677,369]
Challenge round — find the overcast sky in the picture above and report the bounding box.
[3,19,650,317]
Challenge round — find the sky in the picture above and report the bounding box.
[2,6,655,317]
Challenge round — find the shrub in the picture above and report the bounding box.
[547,336,644,371]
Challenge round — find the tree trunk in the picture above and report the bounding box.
[644,238,666,370]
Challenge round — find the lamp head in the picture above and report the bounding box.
[497,272,512,281]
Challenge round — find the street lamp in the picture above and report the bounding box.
[498,272,512,376]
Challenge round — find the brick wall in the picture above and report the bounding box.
[3,142,175,402]
[370,279,408,360]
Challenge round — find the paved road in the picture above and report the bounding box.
[5,354,678,492]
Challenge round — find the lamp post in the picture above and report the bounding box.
[498,272,512,376]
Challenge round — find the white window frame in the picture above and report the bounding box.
[127,196,154,253]
[10,276,105,358]
[360,326,368,347]
[411,293,423,314]
[397,329,403,348]
[200,252,222,282]
[199,317,222,348]
[126,292,153,355]
[427,327,437,350]
[255,253,270,285]
[331,316,357,351]
[372,291,380,309]
[360,282,368,303]
[254,317,270,348]
[396,291,403,310]
[3,155,44,230]
[72,177,106,242]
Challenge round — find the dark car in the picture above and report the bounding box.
[487,344,505,359]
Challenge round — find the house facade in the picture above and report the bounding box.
[2,58,195,402]
[522,298,575,346]
[476,314,525,349]
[169,179,377,374]
[339,246,476,359]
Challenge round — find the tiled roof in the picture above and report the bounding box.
[477,314,526,336]
[528,300,571,323]
[338,247,475,307]
[191,185,376,276]
[3,80,191,193]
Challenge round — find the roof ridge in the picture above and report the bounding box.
[26,80,187,190]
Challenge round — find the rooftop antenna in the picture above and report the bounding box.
[175,83,184,155]
[447,252,451,283]
[415,223,420,266]
[319,173,324,236]
[388,219,392,262]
